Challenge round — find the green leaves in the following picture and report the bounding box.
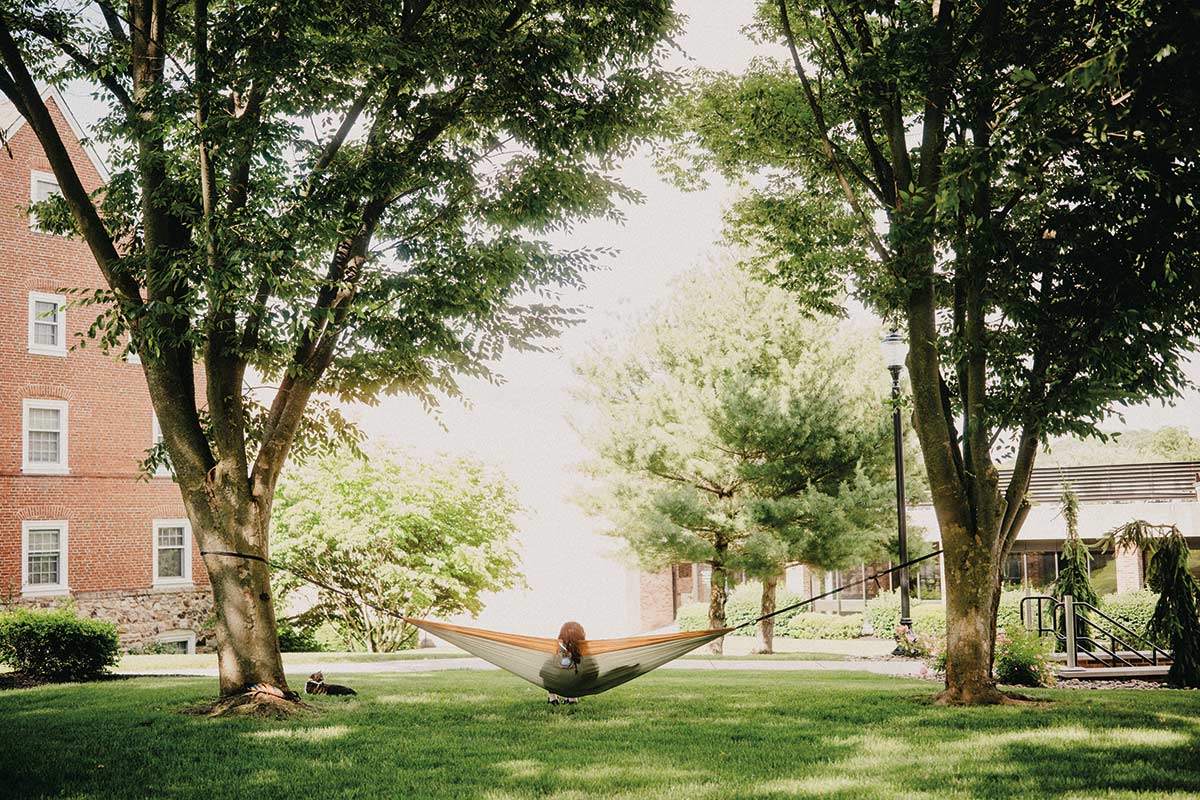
[271,448,525,652]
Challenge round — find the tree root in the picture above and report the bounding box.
[187,690,315,719]
[932,686,1044,706]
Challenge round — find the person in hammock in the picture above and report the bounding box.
[545,620,588,705]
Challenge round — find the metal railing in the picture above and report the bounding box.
[1020,594,1172,668]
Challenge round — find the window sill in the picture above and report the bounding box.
[152,579,194,590]
[21,466,71,476]
[27,346,67,358]
[22,586,69,598]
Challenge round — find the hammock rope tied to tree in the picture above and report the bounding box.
[403,550,943,697]
[202,548,941,697]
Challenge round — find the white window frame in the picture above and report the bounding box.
[21,520,69,597]
[151,413,170,477]
[27,291,67,357]
[22,399,69,475]
[152,519,192,587]
[155,630,197,655]
[29,169,62,233]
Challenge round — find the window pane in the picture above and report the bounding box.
[157,639,188,654]
[157,526,185,548]
[33,300,59,323]
[28,430,60,463]
[33,178,60,203]
[28,528,60,552]
[33,321,59,346]
[28,408,61,431]
[1027,552,1058,592]
[27,553,60,585]
[158,547,183,578]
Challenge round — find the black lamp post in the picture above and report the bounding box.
[881,330,912,634]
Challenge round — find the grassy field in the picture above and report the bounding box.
[2,671,1198,799]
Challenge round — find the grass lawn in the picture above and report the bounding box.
[2,671,1198,799]
[118,649,473,672]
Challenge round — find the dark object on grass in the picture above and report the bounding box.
[305,671,357,695]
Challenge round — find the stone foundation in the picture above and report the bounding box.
[13,587,214,652]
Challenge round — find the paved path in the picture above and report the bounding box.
[118,657,925,679]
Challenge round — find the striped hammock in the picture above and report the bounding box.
[406,618,731,697]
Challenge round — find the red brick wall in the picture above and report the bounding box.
[0,96,206,598]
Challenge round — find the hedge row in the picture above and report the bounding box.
[0,607,119,682]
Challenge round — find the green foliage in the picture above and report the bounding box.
[1104,521,1200,686]
[0,607,119,682]
[272,448,525,652]
[1031,427,1200,468]
[1097,591,1163,645]
[1053,489,1098,649]
[276,623,324,654]
[577,265,905,636]
[675,603,710,633]
[993,629,1056,688]
[867,591,1026,644]
[784,613,864,640]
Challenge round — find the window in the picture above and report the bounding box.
[22,399,69,474]
[29,170,61,232]
[22,521,68,596]
[155,631,196,655]
[28,291,67,356]
[151,413,171,477]
[153,519,192,586]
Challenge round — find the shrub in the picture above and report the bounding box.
[676,603,709,632]
[865,591,902,635]
[278,623,324,653]
[675,583,804,635]
[784,613,864,640]
[994,628,1055,687]
[1098,590,1164,646]
[0,607,119,682]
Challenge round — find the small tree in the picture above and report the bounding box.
[1052,488,1096,649]
[575,265,896,652]
[1104,521,1200,688]
[272,450,524,653]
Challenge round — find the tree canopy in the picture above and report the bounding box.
[575,264,900,651]
[272,449,524,653]
[665,0,1200,703]
[0,0,679,697]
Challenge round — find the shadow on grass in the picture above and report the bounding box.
[0,671,1197,799]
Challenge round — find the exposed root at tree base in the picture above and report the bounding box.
[186,692,317,719]
[933,687,1044,706]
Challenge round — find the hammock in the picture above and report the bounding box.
[405,617,731,696]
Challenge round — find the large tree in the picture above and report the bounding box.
[0,0,677,698]
[273,449,523,653]
[575,265,896,653]
[668,1,1200,702]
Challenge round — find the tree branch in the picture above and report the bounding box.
[21,14,133,110]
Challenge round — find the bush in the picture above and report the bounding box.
[994,628,1055,687]
[784,613,864,640]
[0,607,119,682]
[278,623,324,653]
[1098,590,1164,646]
[676,602,709,632]
[675,582,804,635]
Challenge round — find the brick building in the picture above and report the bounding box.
[636,460,1200,629]
[1,88,210,653]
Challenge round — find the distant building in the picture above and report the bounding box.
[636,460,1200,630]
[0,88,210,653]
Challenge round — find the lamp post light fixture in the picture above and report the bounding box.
[882,330,912,636]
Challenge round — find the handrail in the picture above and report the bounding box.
[1019,594,1172,669]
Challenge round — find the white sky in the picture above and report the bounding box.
[53,0,1200,637]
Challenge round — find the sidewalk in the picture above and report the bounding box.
[117,655,925,678]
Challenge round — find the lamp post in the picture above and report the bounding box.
[881,330,912,635]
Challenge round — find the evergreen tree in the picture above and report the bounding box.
[1052,488,1097,650]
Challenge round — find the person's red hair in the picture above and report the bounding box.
[558,621,586,663]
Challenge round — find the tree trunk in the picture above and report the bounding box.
[938,533,1006,703]
[707,561,728,654]
[204,548,288,696]
[753,574,779,654]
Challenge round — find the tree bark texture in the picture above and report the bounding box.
[753,573,779,654]
[707,559,728,654]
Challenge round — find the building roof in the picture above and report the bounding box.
[998,461,1200,504]
[0,85,109,179]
